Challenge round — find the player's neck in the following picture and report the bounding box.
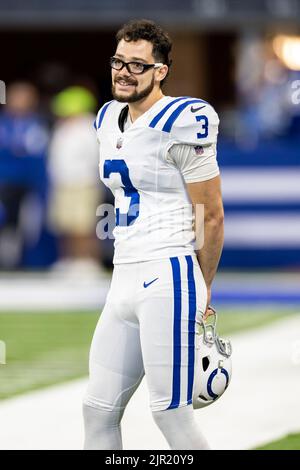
[128,89,165,123]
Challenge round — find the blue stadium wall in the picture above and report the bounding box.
[218,136,300,269]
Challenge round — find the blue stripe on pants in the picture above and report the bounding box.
[185,255,197,405]
[168,257,182,409]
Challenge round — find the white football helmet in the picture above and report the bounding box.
[193,307,232,409]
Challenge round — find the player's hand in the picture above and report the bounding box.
[203,305,216,321]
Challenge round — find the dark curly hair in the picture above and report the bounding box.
[116,19,172,85]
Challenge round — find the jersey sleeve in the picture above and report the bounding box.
[93,114,98,130]
[165,100,220,183]
[94,100,116,144]
[166,142,219,183]
[94,100,115,132]
[168,100,219,147]
[94,109,101,144]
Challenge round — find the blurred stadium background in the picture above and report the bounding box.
[0,0,300,450]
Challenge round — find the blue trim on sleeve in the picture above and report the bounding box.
[167,257,182,410]
[149,97,189,129]
[96,100,114,129]
[162,98,207,133]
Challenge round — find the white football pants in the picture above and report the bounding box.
[83,254,209,449]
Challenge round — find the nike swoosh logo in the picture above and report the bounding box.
[190,105,206,113]
[143,278,159,288]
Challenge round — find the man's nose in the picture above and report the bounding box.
[119,65,131,77]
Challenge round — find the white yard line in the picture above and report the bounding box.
[0,316,300,450]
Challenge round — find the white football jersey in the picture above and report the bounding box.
[95,96,219,264]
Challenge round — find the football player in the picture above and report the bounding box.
[83,19,224,450]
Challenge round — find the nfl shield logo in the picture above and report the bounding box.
[194,145,204,156]
[116,138,123,149]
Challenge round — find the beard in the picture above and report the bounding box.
[112,75,155,103]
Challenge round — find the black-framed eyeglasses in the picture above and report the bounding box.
[110,57,164,75]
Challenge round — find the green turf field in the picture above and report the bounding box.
[255,433,300,450]
[0,309,294,400]
[0,311,99,399]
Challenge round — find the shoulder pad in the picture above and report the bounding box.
[165,98,219,146]
[94,100,123,130]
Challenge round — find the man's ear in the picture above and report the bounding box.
[157,65,169,83]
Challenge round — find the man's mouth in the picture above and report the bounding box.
[116,79,136,87]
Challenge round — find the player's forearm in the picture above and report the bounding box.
[195,213,224,289]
